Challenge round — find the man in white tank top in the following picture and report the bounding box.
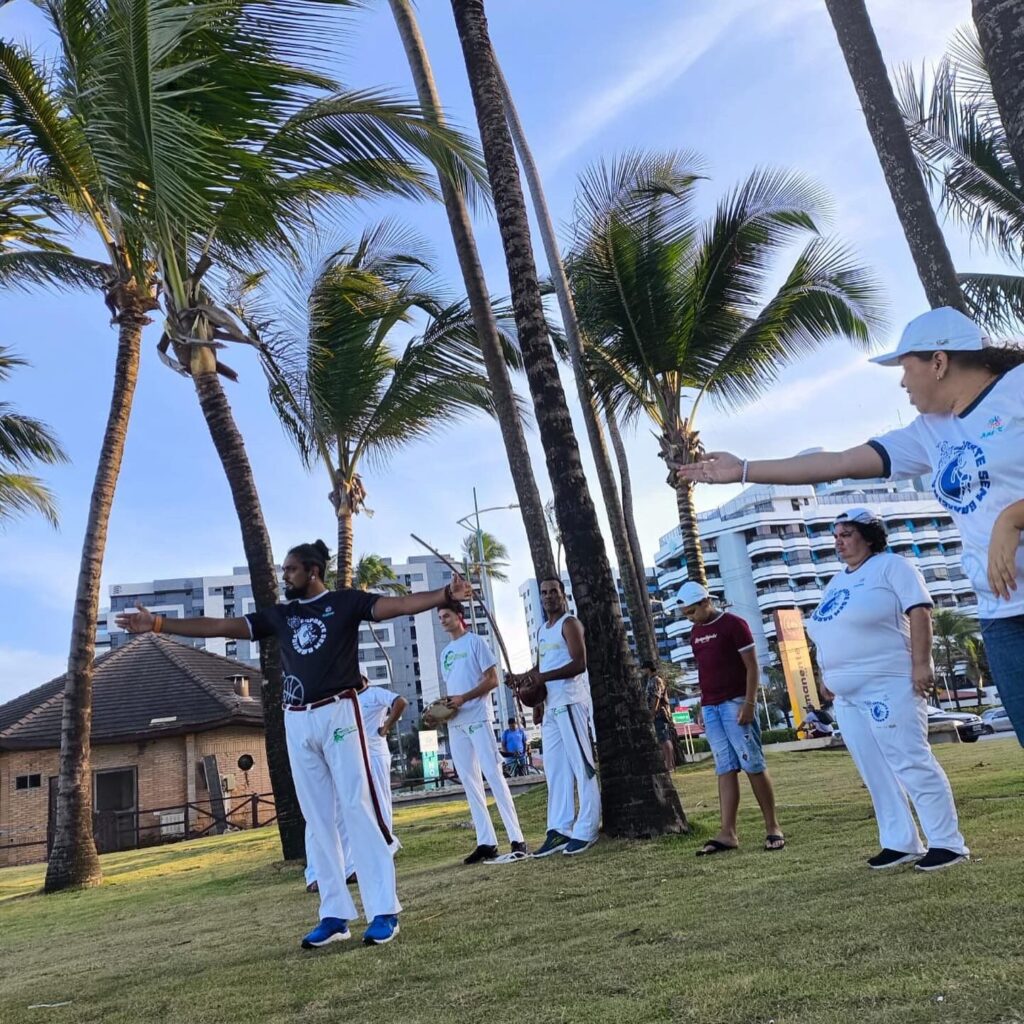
[519,578,600,856]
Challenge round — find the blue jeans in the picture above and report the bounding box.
[981,614,1024,747]
[702,697,766,775]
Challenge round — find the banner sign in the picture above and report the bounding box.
[773,608,819,729]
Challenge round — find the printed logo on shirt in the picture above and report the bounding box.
[811,588,850,622]
[442,649,467,675]
[322,606,335,618]
[282,674,305,705]
[933,440,990,515]
[539,639,565,656]
[980,414,1007,440]
[466,722,486,734]
[551,706,569,717]
[692,632,719,645]
[288,616,328,656]
[869,701,891,724]
[333,726,358,743]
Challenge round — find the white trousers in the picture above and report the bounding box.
[543,702,600,841]
[286,698,401,922]
[836,681,967,855]
[448,721,523,846]
[304,753,394,885]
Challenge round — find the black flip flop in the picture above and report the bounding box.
[696,839,738,857]
[764,834,786,852]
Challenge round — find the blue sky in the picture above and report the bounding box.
[0,0,1008,702]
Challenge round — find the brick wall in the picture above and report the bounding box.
[0,726,272,868]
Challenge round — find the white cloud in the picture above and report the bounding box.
[544,1,759,168]
[0,646,67,706]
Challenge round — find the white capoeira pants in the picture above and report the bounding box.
[835,680,967,855]
[543,701,600,841]
[286,696,401,922]
[448,720,524,847]
[303,752,394,886]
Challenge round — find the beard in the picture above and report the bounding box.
[284,584,304,601]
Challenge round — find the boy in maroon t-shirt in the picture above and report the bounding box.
[679,582,785,856]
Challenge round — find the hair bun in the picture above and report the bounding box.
[313,539,330,560]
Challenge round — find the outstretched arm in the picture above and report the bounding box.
[676,445,885,486]
[115,603,250,640]
[372,575,473,621]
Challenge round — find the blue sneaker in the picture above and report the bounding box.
[532,830,571,858]
[301,917,351,949]
[563,837,597,856]
[363,914,400,946]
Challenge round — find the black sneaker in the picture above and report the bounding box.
[915,847,968,872]
[867,848,921,870]
[510,841,530,859]
[532,830,571,858]
[463,844,499,865]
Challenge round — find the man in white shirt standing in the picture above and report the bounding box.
[434,600,529,864]
[518,578,600,858]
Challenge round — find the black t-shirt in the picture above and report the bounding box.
[246,589,378,706]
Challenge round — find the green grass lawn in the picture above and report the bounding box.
[2,742,1022,1024]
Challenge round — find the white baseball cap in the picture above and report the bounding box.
[834,506,882,526]
[677,581,710,607]
[870,307,989,367]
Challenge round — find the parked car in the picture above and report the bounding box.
[927,706,984,742]
[981,707,1014,735]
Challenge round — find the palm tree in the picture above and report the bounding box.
[450,0,688,838]
[386,0,557,582]
[0,348,67,527]
[494,64,657,666]
[896,26,1024,330]
[461,529,510,583]
[932,608,980,709]
[258,224,519,587]
[823,0,965,309]
[568,152,885,587]
[111,0,487,862]
[972,0,1024,182]
[1,22,162,890]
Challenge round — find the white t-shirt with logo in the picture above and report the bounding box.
[806,552,933,695]
[537,614,591,708]
[869,364,1024,619]
[358,685,401,758]
[439,631,496,724]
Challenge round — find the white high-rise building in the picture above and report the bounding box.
[654,478,978,684]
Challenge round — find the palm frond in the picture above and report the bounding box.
[895,31,1024,263]
[0,471,61,528]
[959,271,1024,331]
[0,249,110,291]
[697,237,886,410]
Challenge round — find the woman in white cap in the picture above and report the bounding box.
[678,307,1024,749]
[807,508,968,870]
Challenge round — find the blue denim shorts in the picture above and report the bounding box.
[702,697,766,775]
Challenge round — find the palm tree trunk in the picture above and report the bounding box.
[972,1,1024,182]
[388,0,556,582]
[336,503,355,589]
[672,475,708,589]
[824,0,965,310]
[604,408,657,650]
[451,0,687,837]
[44,295,149,893]
[191,368,304,861]
[496,65,658,668]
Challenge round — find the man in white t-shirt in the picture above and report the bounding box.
[433,600,528,864]
[305,677,407,891]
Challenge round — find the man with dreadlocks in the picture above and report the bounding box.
[117,538,472,948]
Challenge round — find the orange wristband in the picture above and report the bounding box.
[152,614,163,634]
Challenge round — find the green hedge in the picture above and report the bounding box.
[763,728,798,744]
